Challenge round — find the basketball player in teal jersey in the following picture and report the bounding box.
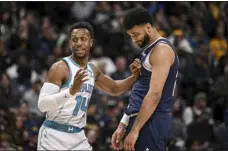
[37,21,141,150]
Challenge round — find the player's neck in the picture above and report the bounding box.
[71,55,88,69]
[149,29,162,44]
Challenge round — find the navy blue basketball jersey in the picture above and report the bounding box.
[125,38,179,115]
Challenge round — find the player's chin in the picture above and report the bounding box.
[75,54,86,59]
[74,51,85,58]
[134,42,142,48]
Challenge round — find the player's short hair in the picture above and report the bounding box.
[123,7,153,30]
[69,21,94,39]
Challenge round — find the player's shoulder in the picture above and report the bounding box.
[151,42,174,62]
[48,59,69,80]
[153,42,174,54]
[50,59,69,72]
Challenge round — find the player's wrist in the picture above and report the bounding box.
[120,114,130,126]
[130,74,138,80]
[69,87,75,95]
[69,85,79,95]
[118,122,127,130]
[66,88,74,97]
[131,126,140,133]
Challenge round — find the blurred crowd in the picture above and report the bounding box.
[0,1,228,151]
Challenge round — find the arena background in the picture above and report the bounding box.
[0,1,228,151]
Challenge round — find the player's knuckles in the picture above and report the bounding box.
[76,69,83,75]
[134,60,140,64]
[78,71,85,76]
[133,62,140,67]
[135,58,141,62]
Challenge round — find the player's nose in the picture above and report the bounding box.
[132,39,137,43]
[76,40,83,47]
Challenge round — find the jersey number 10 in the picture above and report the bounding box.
[73,96,89,116]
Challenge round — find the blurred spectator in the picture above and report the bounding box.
[171,99,186,149]
[71,2,96,20]
[111,56,130,80]
[188,23,209,53]
[183,92,212,126]
[214,110,228,150]
[90,45,116,76]
[8,115,28,147]
[0,72,20,108]
[22,80,44,117]
[186,110,214,150]
[86,126,101,151]
[23,122,39,151]
[39,16,57,56]
[0,133,15,150]
[209,20,227,61]
[168,29,194,54]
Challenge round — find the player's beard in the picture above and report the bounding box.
[140,33,150,48]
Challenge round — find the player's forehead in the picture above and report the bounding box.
[71,28,91,38]
[127,25,145,35]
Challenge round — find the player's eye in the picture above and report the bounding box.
[81,37,87,42]
[133,33,139,37]
[72,38,77,42]
[130,33,139,38]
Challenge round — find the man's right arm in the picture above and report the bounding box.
[37,61,73,112]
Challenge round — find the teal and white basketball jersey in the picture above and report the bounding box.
[46,56,95,128]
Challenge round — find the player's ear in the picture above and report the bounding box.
[145,23,152,33]
[90,39,93,47]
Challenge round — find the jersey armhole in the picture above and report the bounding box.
[61,58,72,88]
[87,63,96,83]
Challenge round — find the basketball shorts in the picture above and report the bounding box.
[37,120,92,150]
[125,112,172,151]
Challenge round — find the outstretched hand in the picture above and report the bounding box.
[69,68,90,95]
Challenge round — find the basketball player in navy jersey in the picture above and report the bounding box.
[111,8,179,151]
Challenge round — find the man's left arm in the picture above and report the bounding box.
[131,44,175,133]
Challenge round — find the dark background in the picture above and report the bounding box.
[0,1,228,151]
